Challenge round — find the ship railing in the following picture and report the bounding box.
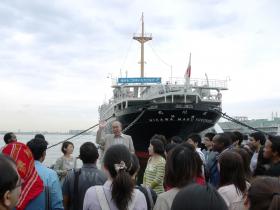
[110,87,223,104]
[169,77,228,90]
[109,77,227,103]
[111,78,228,90]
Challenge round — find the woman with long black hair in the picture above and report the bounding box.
[83,144,147,210]
[218,151,249,210]
[154,144,198,210]
[171,183,228,210]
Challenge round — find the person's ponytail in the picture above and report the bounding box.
[112,168,134,210]
[103,145,134,210]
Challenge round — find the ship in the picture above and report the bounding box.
[98,14,228,157]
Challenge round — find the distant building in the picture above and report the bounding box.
[218,117,280,135]
[68,130,92,135]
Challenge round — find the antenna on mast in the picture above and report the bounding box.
[133,13,152,78]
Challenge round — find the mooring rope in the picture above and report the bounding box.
[47,108,146,149]
[47,115,114,149]
[212,108,270,136]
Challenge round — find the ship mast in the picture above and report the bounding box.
[133,13,152,78]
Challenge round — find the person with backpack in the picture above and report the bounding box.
[83,144,147,210]
[63,142,107,210]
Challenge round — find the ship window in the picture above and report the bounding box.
[166,95,172,103]
[174,95,184,103]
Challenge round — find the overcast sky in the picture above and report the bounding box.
[0,0,279,132]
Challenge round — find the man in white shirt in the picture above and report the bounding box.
[96,121,135,154]
[186,133,206,179]
[248,132,266,173]
[186,133,206,165]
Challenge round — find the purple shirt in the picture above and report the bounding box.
[83,180,147,210]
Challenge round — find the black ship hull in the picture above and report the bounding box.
[109,103,221,152]
[104,102,221,184]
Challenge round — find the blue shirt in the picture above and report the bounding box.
[26,161,64,210]
[25,191,45,210]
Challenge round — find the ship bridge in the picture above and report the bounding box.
[106,76,228,113]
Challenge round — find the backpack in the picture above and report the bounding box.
[143,186,155,210]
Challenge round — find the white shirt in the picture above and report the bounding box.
[196,148,206,177]
[196,148,206,165]
[83,180,147,210]
[218,183,250,210]
[250,152,258,172]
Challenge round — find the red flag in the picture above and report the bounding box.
[185,53,191,78]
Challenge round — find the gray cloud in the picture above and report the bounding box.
[223,98,280,120]
[0,0,279,131]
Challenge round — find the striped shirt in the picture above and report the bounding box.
[143,156,166,194]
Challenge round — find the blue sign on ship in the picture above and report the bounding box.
[118,77,161,84]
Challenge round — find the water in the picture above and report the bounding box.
[0,134,96,167]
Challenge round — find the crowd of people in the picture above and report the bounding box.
[1,122,280,210]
